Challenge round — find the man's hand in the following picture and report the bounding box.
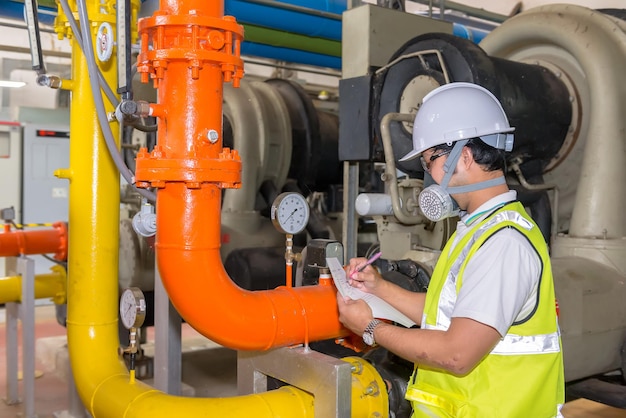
[346,257,385,295]
[336,292,374,335]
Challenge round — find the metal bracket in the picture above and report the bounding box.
[3,256,36,417]
[238,346,353,418]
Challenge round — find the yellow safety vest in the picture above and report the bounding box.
[406,202,564,417]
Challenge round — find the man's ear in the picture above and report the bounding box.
[461,146,474,169]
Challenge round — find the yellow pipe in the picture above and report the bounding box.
[58,1,317,416]
[0,265,66,304]
[59,1,386,416]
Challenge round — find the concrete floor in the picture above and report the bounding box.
[0,303,71,417]
[1,303,626,418]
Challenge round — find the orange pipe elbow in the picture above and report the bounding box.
[156,184,346,350]
[0,222,68,260]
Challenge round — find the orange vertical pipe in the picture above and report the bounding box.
[135,0,346,350]
[0,222,67,260]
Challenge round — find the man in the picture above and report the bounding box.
[337,82,564,417]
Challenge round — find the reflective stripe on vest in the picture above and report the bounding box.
[422,322,561,356]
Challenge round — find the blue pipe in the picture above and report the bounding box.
[225,0,343,40]
[241,42,341,69]
[453,23,489,43]
[0,0,489,69]
[0,2,56,25]
[227,0,490,45]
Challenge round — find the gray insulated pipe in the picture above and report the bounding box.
[480,5,626,239]
[222,78,341,202]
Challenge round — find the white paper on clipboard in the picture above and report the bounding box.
[327,257,416,328]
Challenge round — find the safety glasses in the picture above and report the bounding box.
[420,150,451,172]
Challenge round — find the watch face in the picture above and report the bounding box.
[363,331,375,346]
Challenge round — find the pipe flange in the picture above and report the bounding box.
[135,148,242,189]
[137,14,244,87]
[343,356,389,417]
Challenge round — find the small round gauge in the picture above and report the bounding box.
[271,192,310,235]
[119,287,146,329]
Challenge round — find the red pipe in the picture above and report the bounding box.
[0,222,68,260]
[135,1,346,350]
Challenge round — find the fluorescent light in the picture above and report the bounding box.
[0,81,27,88]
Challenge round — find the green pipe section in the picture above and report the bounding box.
[243,23,341,57]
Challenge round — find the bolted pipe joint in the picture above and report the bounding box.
[135,146,242,190]
[136,12,245,88]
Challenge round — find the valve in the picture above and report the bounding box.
[132,199,157,237]
[1,206,15,233]
[115,100,151,124]
[36,74,62,89]
[1,206,15,223]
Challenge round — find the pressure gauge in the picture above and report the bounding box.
[271,192,310,235]
[119,287,146,329]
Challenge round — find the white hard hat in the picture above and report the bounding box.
[400,82,515,162]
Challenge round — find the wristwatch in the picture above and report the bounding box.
[362,318,383,346]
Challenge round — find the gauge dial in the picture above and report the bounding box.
[119,287,146,329]
[271,192,310,235]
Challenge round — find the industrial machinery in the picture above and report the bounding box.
[7,0,626,417]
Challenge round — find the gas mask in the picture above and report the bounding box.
[419,175,460,222]
[418,140,506,222]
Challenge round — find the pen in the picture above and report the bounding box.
[350,251,382,279]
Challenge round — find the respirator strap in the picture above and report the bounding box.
[446,176,507,194]
[440,139,507,194]
[440,140,468,188]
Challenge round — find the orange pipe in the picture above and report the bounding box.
[286,262,293,288]
[0,222,68,260]
[156,184,345,350]
[135,1,346,350]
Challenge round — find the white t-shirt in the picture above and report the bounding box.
[449,191,541,337]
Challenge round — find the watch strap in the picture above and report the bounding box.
[363,318,383,346]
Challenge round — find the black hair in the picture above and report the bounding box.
[432,138,506,172]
